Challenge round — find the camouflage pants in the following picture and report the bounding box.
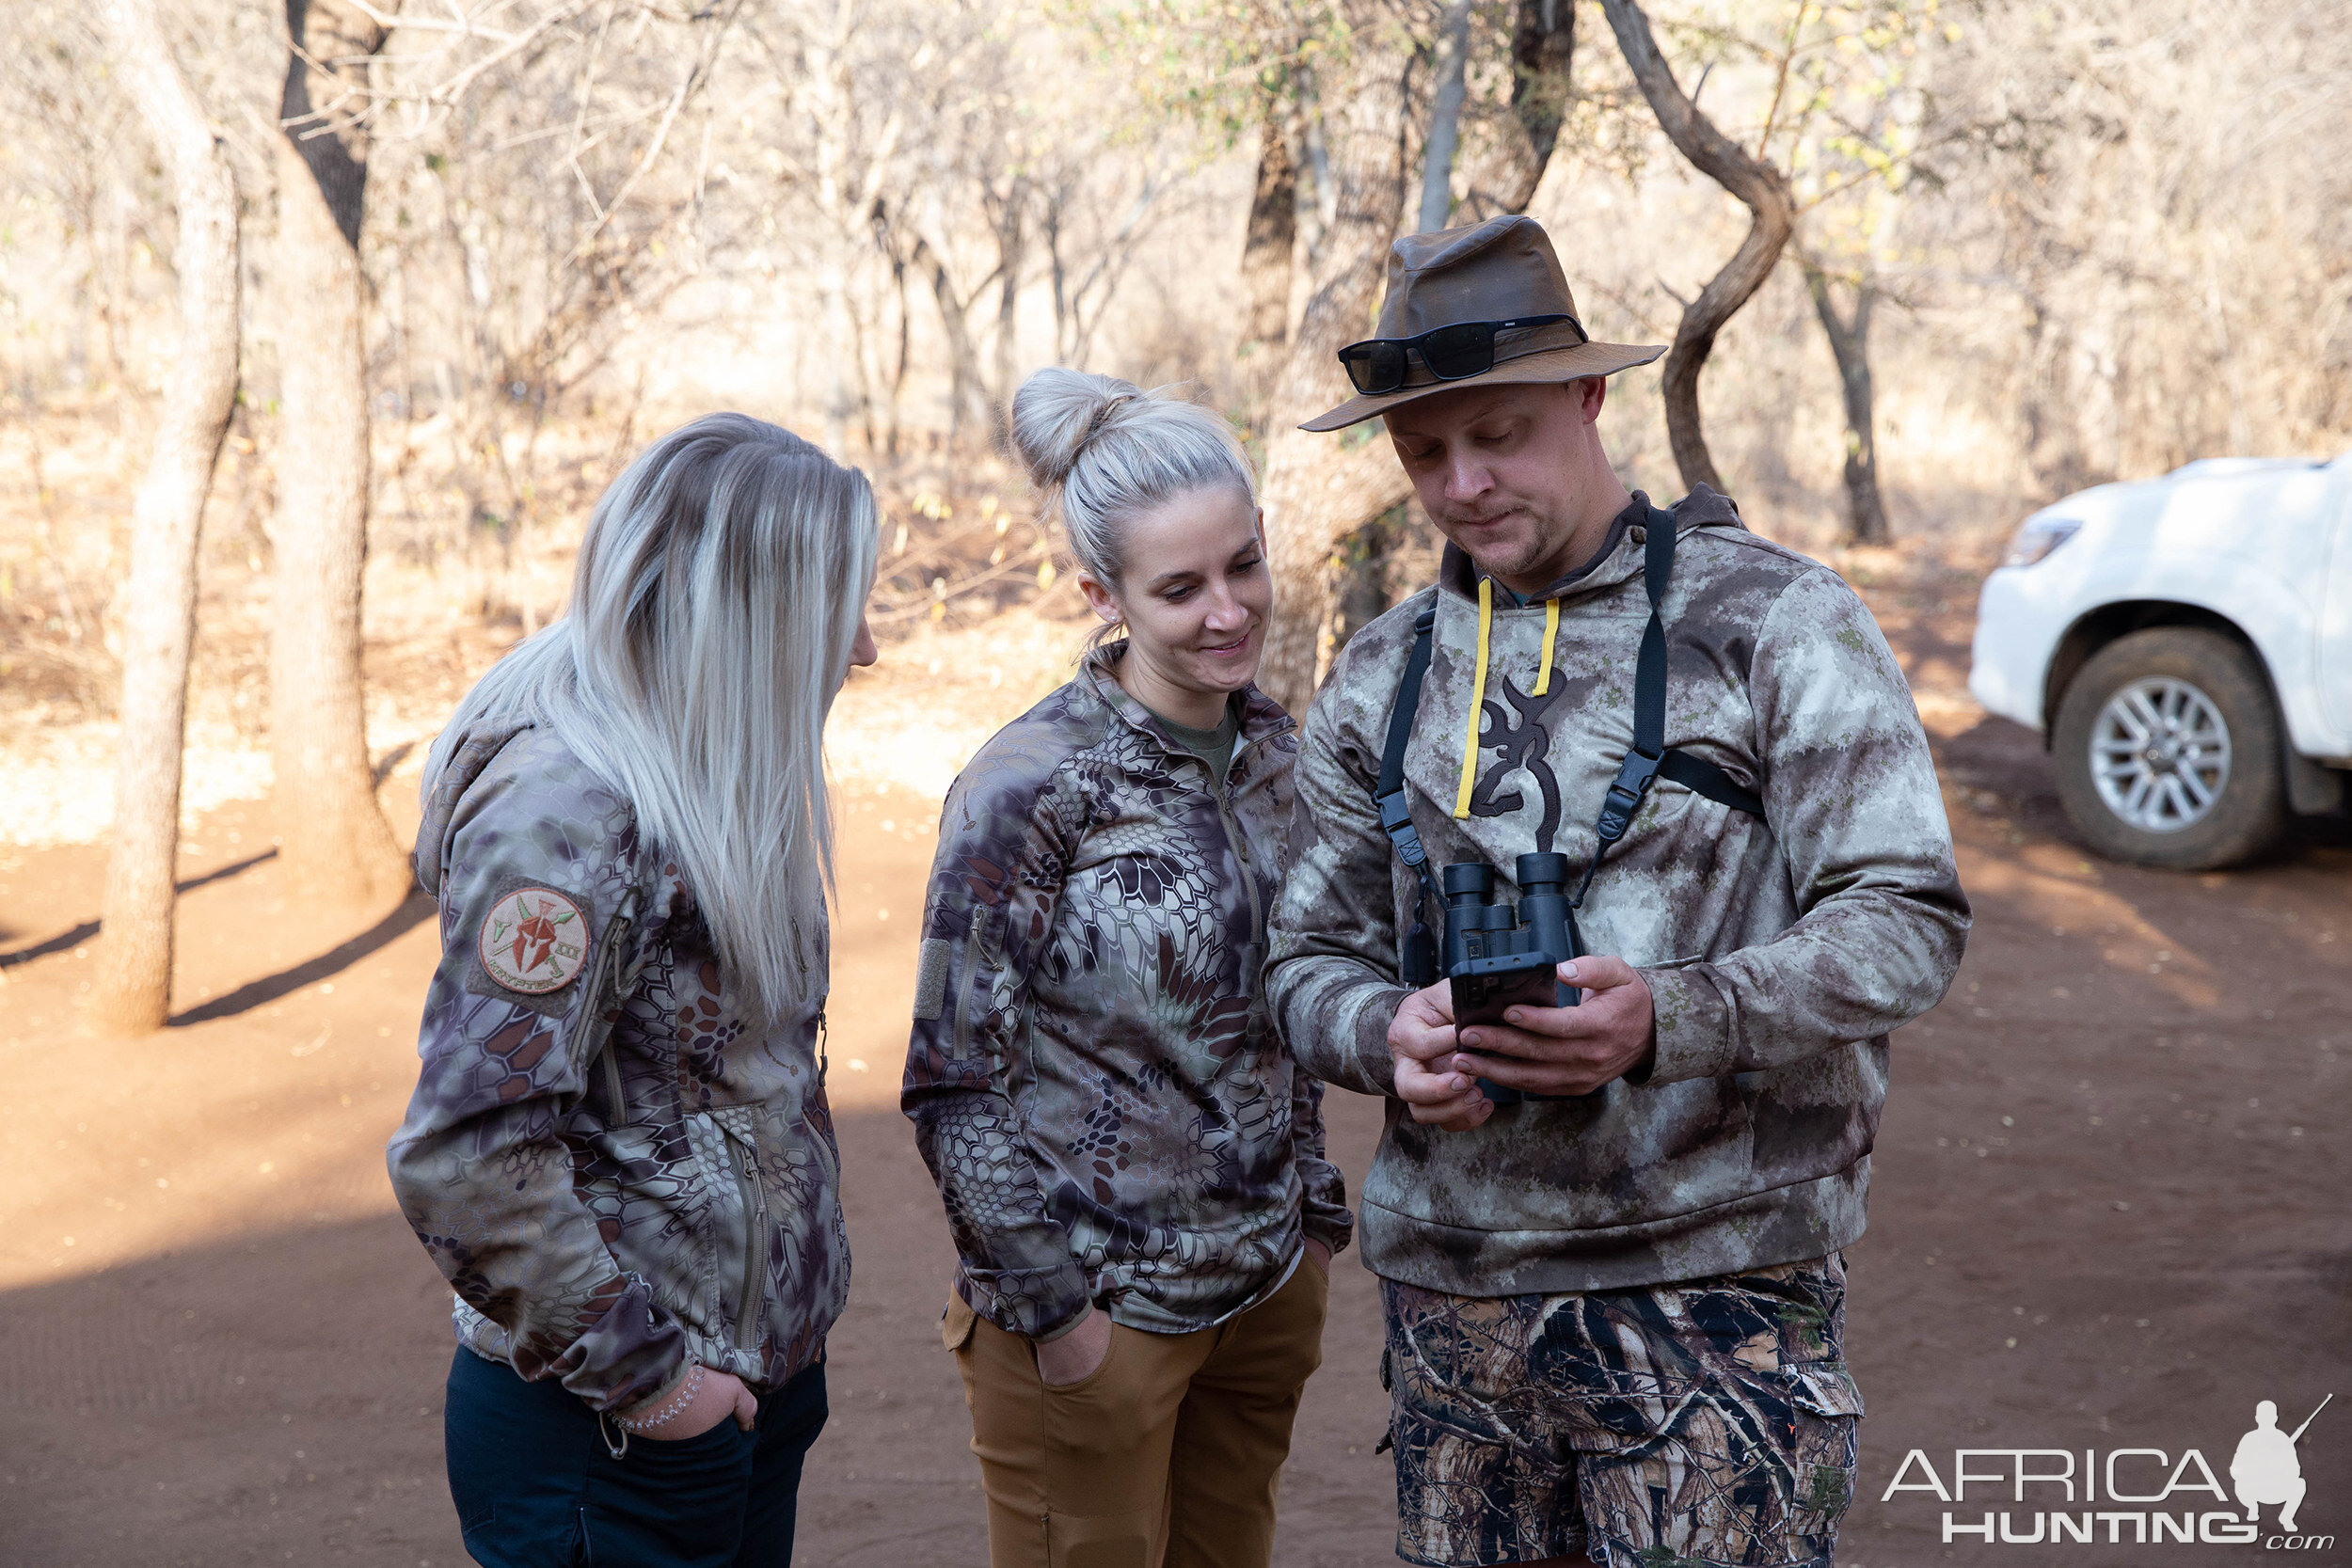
[1380,1254,1864,1567]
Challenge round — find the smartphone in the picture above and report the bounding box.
[1450,953,1587,1106]
[1448,952,1579,1030]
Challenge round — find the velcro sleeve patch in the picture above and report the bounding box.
[478,887,591,995]
[913,937,951,1022]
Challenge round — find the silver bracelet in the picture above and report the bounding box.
[616,1363,705,1433]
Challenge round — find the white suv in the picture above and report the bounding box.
[1968,454,2352,869]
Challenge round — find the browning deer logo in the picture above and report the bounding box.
[1464,671,1567,847]
[478,888,587,994]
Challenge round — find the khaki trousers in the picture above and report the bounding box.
[943,1257,1329,1568]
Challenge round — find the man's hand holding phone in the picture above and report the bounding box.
[1388,981,1492,1130]
[1389,957,1658,1123]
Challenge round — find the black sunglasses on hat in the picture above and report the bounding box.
[1335,313,1586,396]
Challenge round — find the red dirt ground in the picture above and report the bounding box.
[2,587,2346,1567]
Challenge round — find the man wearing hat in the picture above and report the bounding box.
[1265,214,1968,1566]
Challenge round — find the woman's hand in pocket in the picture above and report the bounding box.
[1306,1238,1332,1275]
[629,1368,759,1441]
[1033,1307,1113,1387]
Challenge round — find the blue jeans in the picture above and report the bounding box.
[444,1348,828,1567]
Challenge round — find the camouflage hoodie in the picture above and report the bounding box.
[388,722,849,1414]
[1267,489,1967,1297]
[902,647,1353,1342]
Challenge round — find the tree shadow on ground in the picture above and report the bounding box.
[169,892,437,1026]
[0,850,281,970]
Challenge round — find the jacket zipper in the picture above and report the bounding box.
[584,888,639,1117]
[601,1036,626,1118]
[724,1132,771,1354]
[1212,741,1267,952]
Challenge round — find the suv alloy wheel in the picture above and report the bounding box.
[2051,627,2289,870]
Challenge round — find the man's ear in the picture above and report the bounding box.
[1578,375,1609,422]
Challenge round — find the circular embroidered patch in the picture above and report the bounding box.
[479,888,589,994]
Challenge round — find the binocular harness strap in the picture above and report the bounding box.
[1371,507,1765,988]
[1375,609,1447,986]
[1566,506,1764,906]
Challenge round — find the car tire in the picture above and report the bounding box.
[2052,627,2288,871]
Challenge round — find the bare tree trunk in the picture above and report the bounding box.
[990,176,1027,447]
[1237,106,1301,432]
[90,0,241,1033]
[1417,0,1472,232]
[1600,0,1795,496]
[846,290,880,453]
[1509,0,1575,171]
[2018,282,2093,499]
[1801,256,1890,546]
[805,4,863,459]
[868,197,913,458]
[910,229,991,451]
[819,255,857,456]
[1239,109,1299,361]
[1458,0,1574,219]
[1257,2,1420,718]
[1045,198,1071,360]
[1297,68,1340,264]
[272,0,409,914]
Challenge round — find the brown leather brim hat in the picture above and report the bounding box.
[1300,214,1665,432]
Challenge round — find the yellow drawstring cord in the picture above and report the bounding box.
[1453,578,1494,818]
[1533,596,1560,696]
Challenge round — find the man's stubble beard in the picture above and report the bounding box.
[1434,500,1576,592]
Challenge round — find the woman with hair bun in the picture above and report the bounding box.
[389,413,877,1565]
[903,369,1351,1564]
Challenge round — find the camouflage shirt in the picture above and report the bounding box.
[1267,489,1968,1297]
[902,648,1353,1342]
[388,722,849,1413]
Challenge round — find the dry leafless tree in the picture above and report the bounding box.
[88,0,242,1032]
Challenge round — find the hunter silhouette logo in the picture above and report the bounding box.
[2233,1395,2328,1533]
[479,888,587,994]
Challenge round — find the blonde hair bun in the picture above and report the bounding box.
[1009,367,1140,493]
[1008,368,1256,589]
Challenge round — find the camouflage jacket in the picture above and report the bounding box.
[902,648,1353,1341]
[388,722,849,1414]
[1268,489,1968,1297]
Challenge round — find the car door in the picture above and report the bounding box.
[2324,472,2352,743]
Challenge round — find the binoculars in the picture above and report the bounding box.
[1441,853,1585,1106]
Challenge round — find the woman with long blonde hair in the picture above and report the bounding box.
[389,413,878,1566]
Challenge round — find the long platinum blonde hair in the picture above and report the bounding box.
[425,413,879,1024]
